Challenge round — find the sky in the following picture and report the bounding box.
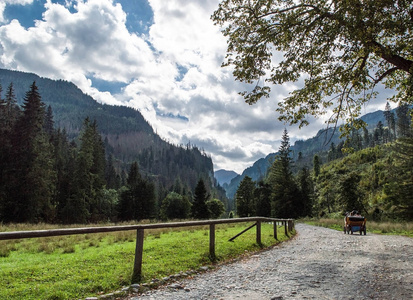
[0,0,391,174]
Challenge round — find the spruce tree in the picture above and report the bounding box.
[267,129,301,218]
[235,176,255,217]
[388,132,413,219]
[61,118,106,223]
[297,167,314,217]
[5,82,56,222]
[253,181,271,217]
[54,128,77,222]
[105,154,120,189]
[384,102,396,141]
[313,155,321,178]
[396,102,411,138]
[118,162,156,221]
[191,179,209,219]
[338,172,364,213]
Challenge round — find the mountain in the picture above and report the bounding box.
[214,169,238,186]
[224,108,391,200]
[0,68,214,192]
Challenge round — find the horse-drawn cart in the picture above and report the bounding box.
[344,215,366,235]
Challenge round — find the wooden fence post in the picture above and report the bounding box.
[132,229,145,283]
[284,220,289,237]
[256,221,261,246]
[273,221,278,240]
[288,220,293,232]
[209,224,215,260]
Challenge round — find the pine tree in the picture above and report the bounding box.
[118,162,156,221]
[362,127,370,148]
[387,132,413,219]
[54,128,77,222]
[313,155,321,177]
[374,121,384,145]
[338,172,364,213]
[267,129,301,218]
[191,179,210,219]
[383,102,396,141]
[61,118,106,223]
[5,82,56,222]
[235,176,255,217]
[105,154,120,189]
[44,105,54,136]
[253,181,271,217]
[396,102,411,138]
[297,167,314,217]
[2,83,20,131]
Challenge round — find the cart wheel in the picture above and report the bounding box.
[364,228,367,235]
[360,230,362,235]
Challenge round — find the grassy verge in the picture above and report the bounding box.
[301,218,413,237]
[0,221,292,300]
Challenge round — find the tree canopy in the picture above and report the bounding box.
[212,0,413,129]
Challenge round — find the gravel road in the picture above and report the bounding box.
[125,223,413,300]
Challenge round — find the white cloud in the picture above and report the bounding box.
[0,0,354,173]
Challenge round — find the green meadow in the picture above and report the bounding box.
[0,222,292,300]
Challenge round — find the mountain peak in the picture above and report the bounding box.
[214,169,238,186]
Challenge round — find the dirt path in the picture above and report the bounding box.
[126,223,413,299]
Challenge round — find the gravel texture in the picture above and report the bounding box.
[124,223,413,300]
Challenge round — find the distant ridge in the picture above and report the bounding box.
[223,108,390,199]
[214,169,238,186]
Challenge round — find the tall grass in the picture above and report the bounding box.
[0,221,292,300]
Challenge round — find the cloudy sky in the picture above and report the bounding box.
[0,0,390,173]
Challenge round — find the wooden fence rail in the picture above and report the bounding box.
[0,217,294,282]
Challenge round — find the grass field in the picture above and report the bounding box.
[302,218,413,237]
[0,221,292,300]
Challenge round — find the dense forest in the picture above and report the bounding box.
[233,103,413,221]
[0,80,227,224]
[0,68,217,195]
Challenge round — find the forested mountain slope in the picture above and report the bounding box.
[225,108,395,200]
[0,68,214,192]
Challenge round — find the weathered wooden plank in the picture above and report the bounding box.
[0,217,294,240]
[228,222,257,242]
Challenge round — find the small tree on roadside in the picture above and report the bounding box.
[206,198,225,219]
[160,192,191,220]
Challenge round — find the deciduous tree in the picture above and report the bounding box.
[212,0,413,129]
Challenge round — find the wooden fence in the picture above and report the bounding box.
[0,217,294,282]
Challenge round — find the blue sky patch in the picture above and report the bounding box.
[3,0,45,28]
[3,0,153,35]
[115,0,153,35]
[90,76,128,94]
